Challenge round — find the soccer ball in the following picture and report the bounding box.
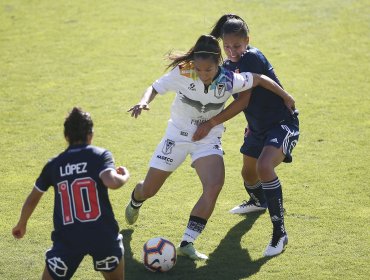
[142,237,177,272]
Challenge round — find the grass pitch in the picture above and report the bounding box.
[1,0,369,279]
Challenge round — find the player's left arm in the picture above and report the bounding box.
[12,187,43,239]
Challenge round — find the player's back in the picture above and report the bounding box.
[36,144,119,247]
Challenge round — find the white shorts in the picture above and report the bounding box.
[149,126,224,172]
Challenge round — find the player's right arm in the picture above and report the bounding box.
[100,166,130,189]
[250,73,295,111]
[127,86,158,118]
[12,187,43,239]
[128,67,179,118]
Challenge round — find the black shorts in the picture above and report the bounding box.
[45,234,124,279]
[240,121,299,163]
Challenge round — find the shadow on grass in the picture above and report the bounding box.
[122,212,270,280]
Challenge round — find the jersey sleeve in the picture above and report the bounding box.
[253,49,283,87]
[152,67,179,95]
[232,72,254,93]
[98,150,116,178]
[34,160,54,192]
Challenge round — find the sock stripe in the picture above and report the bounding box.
[262,178,280,190]
[244,181,262,190]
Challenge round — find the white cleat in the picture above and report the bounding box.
[229,199,267,214]
[176,243,208,261]
[264,233,288,257]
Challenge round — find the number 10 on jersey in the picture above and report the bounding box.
[57,177,101,225]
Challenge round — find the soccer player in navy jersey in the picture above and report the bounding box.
[12,107,130,280]
[193,14,299,257]
[125,34,294,261]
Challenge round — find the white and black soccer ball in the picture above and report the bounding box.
[142,237,177,272]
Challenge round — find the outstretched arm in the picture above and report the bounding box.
[127,86,158,118]
[12,188,43,239]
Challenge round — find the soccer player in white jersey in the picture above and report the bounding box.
[125,34,295,260]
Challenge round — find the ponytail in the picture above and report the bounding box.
[167,35,222,69]
[210,14,249,39]
[167,48,195,69]
[210,14,230,39]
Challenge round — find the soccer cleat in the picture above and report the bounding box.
[263,233,288,257]
[125,202,140,225]
[229,199,267,214]
[176,243,208,261]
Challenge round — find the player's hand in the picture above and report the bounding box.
[283,94,296,114]
[12,224,26,239]
[127,102,150,118]
[116,166,130,181]
[116,166,129,176]
[192,121,214,141]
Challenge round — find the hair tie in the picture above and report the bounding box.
[194,51,220,55]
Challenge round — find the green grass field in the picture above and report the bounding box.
[1,0,369,279]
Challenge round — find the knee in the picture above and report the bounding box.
[204,180,224,200]
[241,166,258,184]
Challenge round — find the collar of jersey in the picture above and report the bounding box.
[68,144,89,150]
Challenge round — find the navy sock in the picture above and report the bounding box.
[244,181,266,206]
[262,178,286,235]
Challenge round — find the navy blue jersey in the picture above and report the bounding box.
[35,144,119,247]
[223,46,297,134]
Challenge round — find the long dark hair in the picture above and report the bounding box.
[210,14,249,39]
[64,107,93,144]
[167,34,222,69]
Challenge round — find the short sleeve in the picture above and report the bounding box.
[99,150,116,178]
[152,67,179,95]
[232,72,254,93]
[34,160,53,192]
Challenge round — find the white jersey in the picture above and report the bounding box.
[152,62,253,139]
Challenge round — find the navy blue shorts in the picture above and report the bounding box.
[240,121,299,163]
[45,234,124,279]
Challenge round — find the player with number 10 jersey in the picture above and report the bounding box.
[35,145,119,246]
[12,107,130,279]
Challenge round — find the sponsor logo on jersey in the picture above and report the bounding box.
[162,139,175,155]
[188,83,196,91]
[191,118,207,126]
[180,131,188,136]
[214,83,226,99]
[270,138,279,144]
[156,155,174,163]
